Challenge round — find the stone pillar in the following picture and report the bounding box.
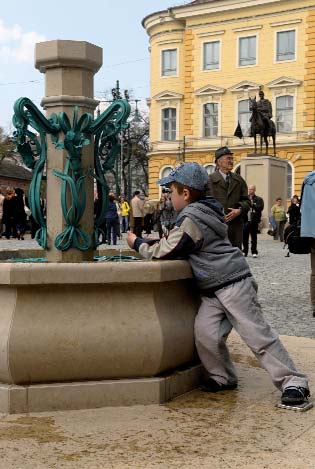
[240,155,288,228]
[35,40,103,262]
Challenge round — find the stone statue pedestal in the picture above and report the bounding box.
[240,155,287,229]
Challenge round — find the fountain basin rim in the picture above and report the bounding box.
[0,260,193,285]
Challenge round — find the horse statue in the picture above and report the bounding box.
[249,97,276,156]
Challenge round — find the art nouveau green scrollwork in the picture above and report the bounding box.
[12,97,60,249]
[12,95,130,252]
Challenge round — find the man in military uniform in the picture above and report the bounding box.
[256,89,273,135]
[207,146,250,249]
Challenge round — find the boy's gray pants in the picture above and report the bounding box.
[195,277,309,391]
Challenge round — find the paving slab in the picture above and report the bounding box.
[0,332,313,469]
[0,235,313,467]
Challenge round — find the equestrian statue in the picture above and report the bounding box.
[249,89,276,156]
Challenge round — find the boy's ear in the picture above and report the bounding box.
[183,187,191,201]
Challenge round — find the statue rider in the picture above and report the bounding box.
[256,89,273,135]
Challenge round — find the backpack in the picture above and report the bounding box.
[284,184,312,254]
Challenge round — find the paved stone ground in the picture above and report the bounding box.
[1,233,314,338]
[0,235,314,468]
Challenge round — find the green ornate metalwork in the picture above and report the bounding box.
[13,97,60,249]
[12,94,130,252]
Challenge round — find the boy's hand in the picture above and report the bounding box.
[127,231,137,248]
[225,207,241,223]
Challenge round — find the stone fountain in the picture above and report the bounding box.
[0,40,201,413]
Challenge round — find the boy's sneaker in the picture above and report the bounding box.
[252,254,258,258]
[281,386,310,405]
[201,377,237,393]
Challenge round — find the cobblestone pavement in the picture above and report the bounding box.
[0,233,314,338]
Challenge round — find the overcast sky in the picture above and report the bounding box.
[0,0,190,134]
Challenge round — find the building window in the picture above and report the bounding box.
[287,162,293,199]
[276,95,293,132]
[239,36,256,66]
[203,41,220,70]
[205,164,215,174]
[161,49,177,76]
[162,108,177,141]
[276,30,295,62]
[203,103,218,137]
[238,99,251,137]
[160,166,173,180]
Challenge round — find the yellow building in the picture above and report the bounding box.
[142,0,315,199]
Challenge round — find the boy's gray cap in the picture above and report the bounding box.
[157,162,209,191]
[215,146,234,162]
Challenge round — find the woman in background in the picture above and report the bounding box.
[270,197,287,242]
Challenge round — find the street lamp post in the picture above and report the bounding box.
[96,82,142,199]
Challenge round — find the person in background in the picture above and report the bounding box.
[159,188,176,237]
[242,185,264,258]
[143,198,155,235]
[207,146,250,249]
[120,196,130,233]
[130,190,144,237]
[287,195,300,226]
[112,194,122,240]
[105,193,119,245]
[2,187,17,239]
[14,188,27,240]
[0,188,4,238]
[300,171,315,317]
[270,197,287,242]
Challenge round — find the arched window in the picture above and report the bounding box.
[276,96,293,132]
[238,100,251,137]
[159,166,173,196]
[204,164,216,175]
[161,108,176,141]
[203,103,218,137]
[287,162,293,199]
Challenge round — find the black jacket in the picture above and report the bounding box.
[245,195,264,224]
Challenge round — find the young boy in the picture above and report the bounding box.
[127,162,310,406]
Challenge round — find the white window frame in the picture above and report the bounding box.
[237,34,258,68]
[275,94,295,133]
[236,98,251,137]
[161,107,177,142]
[161,48,178,78]
[286,161,294,200]
[274,28,297,64]
[202,102,220,138]
[201,39,221,72]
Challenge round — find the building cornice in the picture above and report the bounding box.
[152,90,184,101]
[143,2,314,36]
[147,141,315,157]
[266,76,302,88]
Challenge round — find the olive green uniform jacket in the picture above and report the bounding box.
[207,171,250,249]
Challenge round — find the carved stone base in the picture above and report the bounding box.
[0,364,202,413]
[0,260,200,413]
